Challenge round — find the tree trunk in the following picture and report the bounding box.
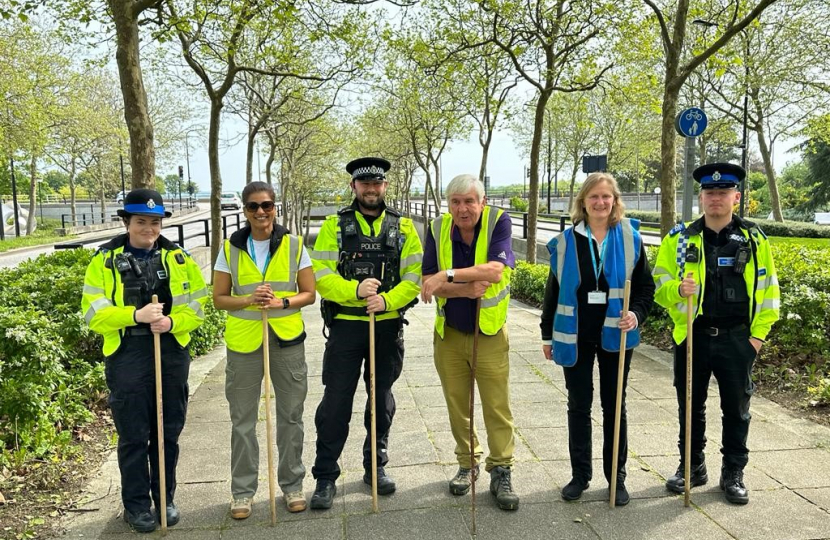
[479,128,493,185]
[209,97,224,270]
[108,0,155,189]
[265,147,275,186]
[756,124,782,222]
[245,131,256,185]
[568,157,579,210]
[27,156,36,234]
[659,84,681,235]
[527,91,552,263]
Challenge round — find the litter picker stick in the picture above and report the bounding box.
[370,310,378,513]
[609,280,632,508]
[151,294,168,535]
[262,309,277,525]
[685,289,694,508]
[469,297,482,537]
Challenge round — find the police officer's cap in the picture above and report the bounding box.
[117,189,172,218]
[346,157,391,181]
[693,162,745,190]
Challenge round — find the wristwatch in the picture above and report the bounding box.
[446,269,455,283]
[282,298,290,309]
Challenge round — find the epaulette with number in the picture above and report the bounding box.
[669,222,686,237]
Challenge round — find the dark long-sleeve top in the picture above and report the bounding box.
[539,222,655,343]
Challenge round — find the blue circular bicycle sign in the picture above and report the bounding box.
[675,107,708,137]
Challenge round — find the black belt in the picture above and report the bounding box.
[124,327,152,337]
[693,324,746,337]
[338,305,390,317]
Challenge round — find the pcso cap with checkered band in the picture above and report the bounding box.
[117,189,172,218]
[693,162,745,190]
[346,157,391,181]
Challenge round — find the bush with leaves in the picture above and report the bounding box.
[0,248,225,467]
[511,243,830,403]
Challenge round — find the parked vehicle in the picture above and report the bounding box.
[116,191,129,204]
[220,192,243,210]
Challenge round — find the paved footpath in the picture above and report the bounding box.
[54,299,830,540]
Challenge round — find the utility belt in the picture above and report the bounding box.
[319,298,417,337]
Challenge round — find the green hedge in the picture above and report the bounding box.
[511,244,830,402]
[0,249,225,466]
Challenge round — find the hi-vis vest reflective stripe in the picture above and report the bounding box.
[550,219,641,367]
[224,235,304,353]
[432,206,511,338]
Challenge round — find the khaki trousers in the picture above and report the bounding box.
[434,326,515,471]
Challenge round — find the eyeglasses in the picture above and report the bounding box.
[245,201,276,212]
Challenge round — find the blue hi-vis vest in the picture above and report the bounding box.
[547,218,642,366]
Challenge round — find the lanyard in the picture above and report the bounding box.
[248,235,271,273]
[585,226,607,290]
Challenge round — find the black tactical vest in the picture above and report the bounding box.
[336,207,403,294]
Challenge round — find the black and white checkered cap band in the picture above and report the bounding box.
[352,166,386,178]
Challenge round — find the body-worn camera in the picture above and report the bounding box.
[685,244,700,263]
[114,253,132,275]
[734,246,750,274]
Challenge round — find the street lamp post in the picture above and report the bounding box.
[185,131,192,203]
[654,186,662,213]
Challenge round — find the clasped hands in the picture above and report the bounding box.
[134,302,171,333]
[358,278,387,314]
[420,271,488,303]
[248,284,285,310]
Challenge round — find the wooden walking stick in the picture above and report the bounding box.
[469,297,482,536]
[369,309,378,513]
[151,294,168,535]
[609,280,632,508]
[684,277,694,507]
[262,309,277,525]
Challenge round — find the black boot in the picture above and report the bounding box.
[364,467,396,495]
[123,508,156,533]
[611,479,630,506]
[665,462,708,494]
[158,502,180,526]
[561,477,590,501]
[720,468,749,505]
[310,479,337,510]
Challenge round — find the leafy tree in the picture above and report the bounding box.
[644,0,777,235]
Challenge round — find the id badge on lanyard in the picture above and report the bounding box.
[586,226,607,305]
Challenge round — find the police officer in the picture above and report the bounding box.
[653,163,780,505]
[309,157,422,509]
[82,189,208,532]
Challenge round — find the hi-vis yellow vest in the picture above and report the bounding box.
[432,206,511,338]
[224,235,304,352]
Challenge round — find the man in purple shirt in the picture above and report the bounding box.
[421,174,519,511]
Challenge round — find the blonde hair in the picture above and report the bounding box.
[570,172,626,227]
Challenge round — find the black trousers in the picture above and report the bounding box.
[673,325,757,470]
[312,318,404,481]
[563,341,633,484]
[105,334,190,514]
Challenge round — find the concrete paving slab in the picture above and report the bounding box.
[582,497,735,540]
[793,487,830,513]
[346,507,469,540]
[751,448,830,489]
[695,489,830,540]
[460,501,602,540]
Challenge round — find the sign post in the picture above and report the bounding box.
[675,107,708,222]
